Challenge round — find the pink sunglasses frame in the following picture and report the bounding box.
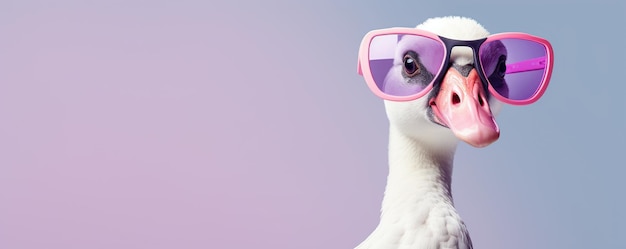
[357,28,554,105]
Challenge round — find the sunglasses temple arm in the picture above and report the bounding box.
[357,58,363,75]
[506,56,546,74]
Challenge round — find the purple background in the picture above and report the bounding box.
[1,1,624,249]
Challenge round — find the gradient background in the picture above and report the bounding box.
[1,1,624,249]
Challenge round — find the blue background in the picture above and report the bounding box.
[1,1,624,248]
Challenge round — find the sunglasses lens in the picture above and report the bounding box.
[368,34,445,97]
[479,38,548,101]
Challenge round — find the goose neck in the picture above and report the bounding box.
[381,127,458,214]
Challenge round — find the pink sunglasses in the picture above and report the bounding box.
[357,28,554,105]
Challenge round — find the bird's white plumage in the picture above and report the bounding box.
[355,16,501,249]
[418,16,489,41]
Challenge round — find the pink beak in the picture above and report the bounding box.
[430,68,500,147]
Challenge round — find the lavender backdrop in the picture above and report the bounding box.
[1,1,624,248]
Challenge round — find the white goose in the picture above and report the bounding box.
[354,16,548,249]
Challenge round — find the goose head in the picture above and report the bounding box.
[383,16,505,149]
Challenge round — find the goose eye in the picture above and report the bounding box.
[403,53,420,77]
[496,55,507,78]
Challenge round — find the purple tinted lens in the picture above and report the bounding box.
[368,34,445,97]
[479,38,547,101]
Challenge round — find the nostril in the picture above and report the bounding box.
[452,93,461,105]
[478,93,484,106]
